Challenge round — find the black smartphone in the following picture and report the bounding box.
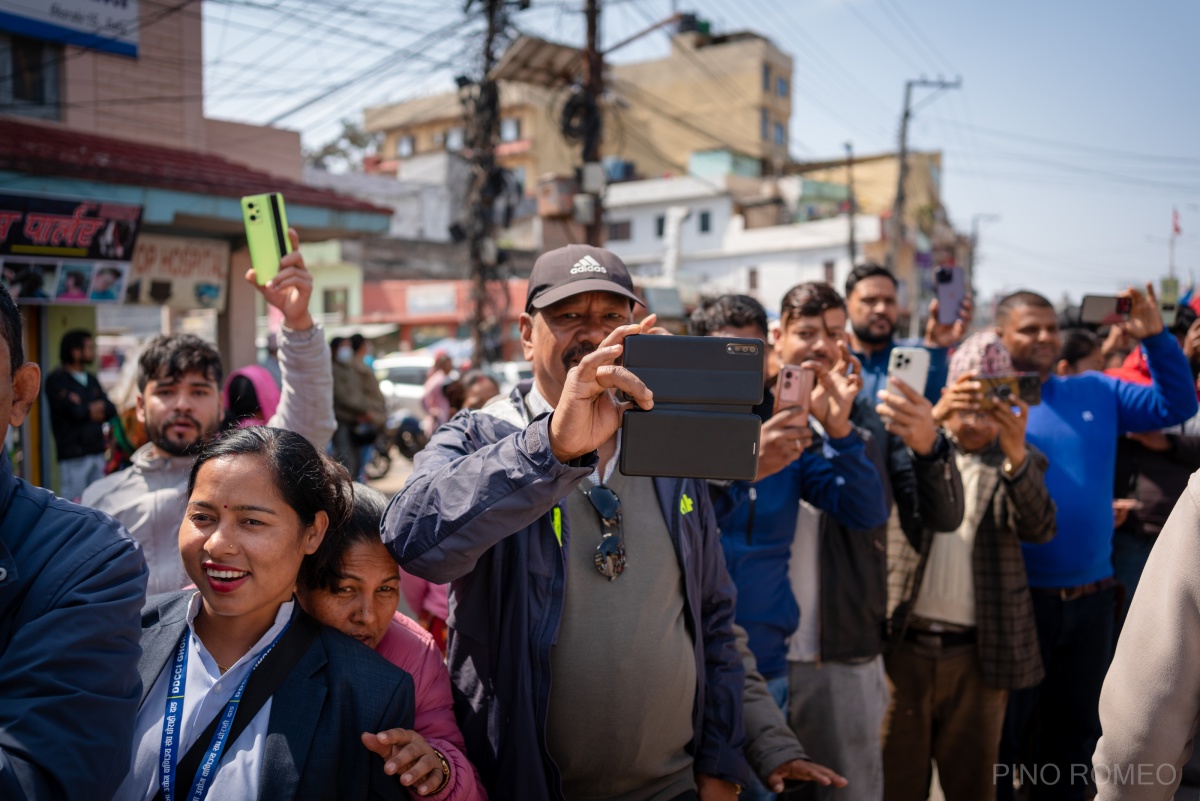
[620,408,761,481]
[618,334,764,480]
[978,373,1042,410]
[620,334,765,406]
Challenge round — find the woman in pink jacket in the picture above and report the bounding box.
[297,484,485,800]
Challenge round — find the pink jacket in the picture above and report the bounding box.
[375,613,485,801]
[400,569,449,621]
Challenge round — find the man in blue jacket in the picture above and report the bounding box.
[0,284,148,801]
[691,295,888,705]
[384,245,754,801]
[994,287,1198,801]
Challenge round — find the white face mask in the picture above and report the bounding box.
[336,346,353,363]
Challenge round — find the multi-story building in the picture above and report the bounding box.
[363,24,793,189]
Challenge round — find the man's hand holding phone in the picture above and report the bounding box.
[932,372,983,425]
[244,228,314,331]
[549,316,658,464]
[925,294,973,350]
[877,378,938,456]
[756,407,812,480]
[1119,283,1165,340]
[992,397,1030,472]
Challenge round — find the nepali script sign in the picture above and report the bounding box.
[0,192,142,305]
[0,1,139,58]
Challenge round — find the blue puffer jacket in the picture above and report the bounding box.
[382,384,754,800]
[0,452,148,801]
[713,428,889,680]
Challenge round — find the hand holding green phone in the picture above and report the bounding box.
[241,193,292,285]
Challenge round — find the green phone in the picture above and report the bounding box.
[241,193,291,285]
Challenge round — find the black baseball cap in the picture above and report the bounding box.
[524,244,642,312]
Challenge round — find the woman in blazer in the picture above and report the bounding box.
[113,426,417,801]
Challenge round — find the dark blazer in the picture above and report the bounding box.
[890,443,1057,690]
[818,395,965,663]
[138,592,417,801]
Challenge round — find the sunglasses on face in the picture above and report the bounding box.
[584,484,625,581]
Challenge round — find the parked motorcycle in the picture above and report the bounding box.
[363,409,428,480]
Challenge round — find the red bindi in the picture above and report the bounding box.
[223,504,228,509]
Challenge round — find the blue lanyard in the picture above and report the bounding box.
[157,623,288,801]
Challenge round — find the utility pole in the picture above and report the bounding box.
[845,141,857,264]
[463,0,506,366]
[969,212,999,298]
[580,0,605,246]
[891,76,961,338]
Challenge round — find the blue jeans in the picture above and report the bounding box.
[1112,529,1156,639]
[743,676,791,801]
[998,585,1115,801]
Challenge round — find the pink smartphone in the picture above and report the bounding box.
[774,365,815,416]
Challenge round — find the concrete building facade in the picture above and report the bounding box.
[363,27,793,188]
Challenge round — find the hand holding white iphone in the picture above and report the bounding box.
[887,347,930,397]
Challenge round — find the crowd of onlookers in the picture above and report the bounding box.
[5,235,1200,801]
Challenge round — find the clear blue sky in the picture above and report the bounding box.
[203,0,1200,305]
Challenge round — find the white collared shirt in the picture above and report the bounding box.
[527,382,622,485]
[114,594,293,801]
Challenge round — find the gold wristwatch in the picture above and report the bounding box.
[429,748,451,794]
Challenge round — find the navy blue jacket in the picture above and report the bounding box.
[0,452,148,801]
[139,592,416,800]
[712,427,889,679]
[382,385,754,800]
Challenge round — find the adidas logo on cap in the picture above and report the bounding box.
[570,255,607,275]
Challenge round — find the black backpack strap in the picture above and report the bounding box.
[151,609,322,801]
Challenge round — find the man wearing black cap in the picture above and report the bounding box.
[382,244,753,801]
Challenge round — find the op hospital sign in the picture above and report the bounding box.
[0,1,139,59]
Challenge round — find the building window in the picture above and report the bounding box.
[445,127,464,151]
[777,76,789,98]
[323,287,349,320]
[748,267,758,291]
[397,135,415,158]
[608,220,632,241]
[774,122,786,146]
[761,109,769,141]
[0,33,62,121]
[824,260,835,285]
[500,117,521,142]
[698,210,712,234]
[762,63,771,92]
[655,215,665,238]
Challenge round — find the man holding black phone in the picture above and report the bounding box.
[383,245,753,801]
[992,286,1197,801]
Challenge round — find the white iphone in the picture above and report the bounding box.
[887,347,930,397]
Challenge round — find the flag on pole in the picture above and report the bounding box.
[1174,208,1182,236]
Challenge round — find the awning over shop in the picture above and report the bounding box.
[0,118,392,241]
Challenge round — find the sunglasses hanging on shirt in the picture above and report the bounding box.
[582,482,625,581]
